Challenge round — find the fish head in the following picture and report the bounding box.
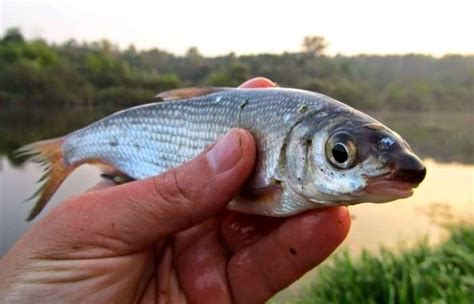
[285,110,426,206]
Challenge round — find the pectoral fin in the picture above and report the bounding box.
[228,182,284,216]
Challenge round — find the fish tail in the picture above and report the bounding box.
[15,137,74,221]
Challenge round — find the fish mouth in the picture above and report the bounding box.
[363,177,417,199]
[358,152,426,202]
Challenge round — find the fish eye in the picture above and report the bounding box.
[326,132,357,169]
[332,144,349,163]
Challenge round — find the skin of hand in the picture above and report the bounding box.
[0,77,351,304]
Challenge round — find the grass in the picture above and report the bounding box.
[293,223,474,304]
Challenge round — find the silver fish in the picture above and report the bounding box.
[17,87,426,221]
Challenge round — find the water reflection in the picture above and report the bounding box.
[0,158,101,253]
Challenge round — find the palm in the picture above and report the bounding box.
[137,219,231,303]
[51,209,345,304]
[91,213,291,303]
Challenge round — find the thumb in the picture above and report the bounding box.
[33,129,256,252]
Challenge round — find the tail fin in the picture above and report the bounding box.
[15,137,74,221]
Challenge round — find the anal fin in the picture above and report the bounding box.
[89,159,134,185]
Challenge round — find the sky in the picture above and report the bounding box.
[1,0,473,56]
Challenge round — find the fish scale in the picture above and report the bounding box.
[63,88,321,183]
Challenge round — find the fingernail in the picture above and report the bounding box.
[207,130,243,174]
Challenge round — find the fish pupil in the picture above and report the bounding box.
[332,144,348,163]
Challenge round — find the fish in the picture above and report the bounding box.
[17,87,426,221]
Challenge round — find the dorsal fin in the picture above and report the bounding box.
[155,87,224,101]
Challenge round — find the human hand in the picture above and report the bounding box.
[0,78,351,304]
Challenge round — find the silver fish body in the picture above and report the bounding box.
[64,89,342,183]
[20,87,427,219]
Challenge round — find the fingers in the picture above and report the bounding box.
[35,129,256,253]
[220,211,281,252]
[239,77,277,88]
[155,245,187,303]
[173,220,231,304]
[227,207,351,304]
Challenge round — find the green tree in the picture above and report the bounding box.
[302,35,328,57]
[0,28,472,112]
[1,27,24,44]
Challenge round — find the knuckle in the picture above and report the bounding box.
[146,169,198,229]
[151,168,195,208]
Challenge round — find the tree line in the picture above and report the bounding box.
[1,28,473,111]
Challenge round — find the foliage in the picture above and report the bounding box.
[0,28,473,111]
[294,223,474,304]
[301,35,328,57]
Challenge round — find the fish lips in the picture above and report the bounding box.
[362,179,417,200]
[361,152,426,201]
